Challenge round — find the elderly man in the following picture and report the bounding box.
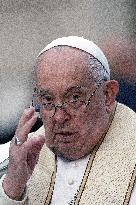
[0,36,136,205]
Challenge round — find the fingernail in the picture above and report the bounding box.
[34,104,40,112]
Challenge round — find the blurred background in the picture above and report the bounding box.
[0,0,136,144]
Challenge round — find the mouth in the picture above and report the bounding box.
[55,132,78,143]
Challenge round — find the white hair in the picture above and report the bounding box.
[88,55,110,84]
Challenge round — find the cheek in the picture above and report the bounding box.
[72,111,93,137]
[74,108,101,136]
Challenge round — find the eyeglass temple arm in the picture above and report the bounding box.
[85,81,104,106]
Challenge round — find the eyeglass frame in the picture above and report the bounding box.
[32,79,105,116]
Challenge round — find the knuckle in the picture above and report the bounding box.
[23,129,29,136]
[22,125,30,135]
[23,109,30,118]
[30,116,37,123]
[27,117,36,127]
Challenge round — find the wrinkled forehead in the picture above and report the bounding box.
[36,46,90,69]
[35,46,95,89]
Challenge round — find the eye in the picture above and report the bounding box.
[45,96,52,101]
[70,94,80,102]
[40,95,53,103]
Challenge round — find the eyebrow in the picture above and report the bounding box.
[36,88,54,96]
[35,86,86,97]
[63,86,86,94]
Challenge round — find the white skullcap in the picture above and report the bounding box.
[38,36,110,75]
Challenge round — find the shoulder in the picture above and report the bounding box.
[116,102,136,116]
[109,102,136,143]
[115,102,136,128]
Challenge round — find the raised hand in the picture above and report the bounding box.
[2,107,45,200]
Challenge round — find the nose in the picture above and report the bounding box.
[52,106,71,124]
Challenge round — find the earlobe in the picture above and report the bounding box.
[104,80,119,112]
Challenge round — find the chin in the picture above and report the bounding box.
[49,145,89,161]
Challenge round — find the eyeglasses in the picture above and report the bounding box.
[32,80,104,117]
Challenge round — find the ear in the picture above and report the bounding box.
[103,80,119,112]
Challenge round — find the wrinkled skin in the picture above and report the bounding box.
[2,46,118,200]
[36,47,118,160]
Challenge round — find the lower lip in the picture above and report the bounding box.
[55,133,77,143]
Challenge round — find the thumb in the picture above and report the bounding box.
[26,135,45,154]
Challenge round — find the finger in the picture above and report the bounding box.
[18,107,35,129]
[25,135,45,155]
[26,135,45,151]
[24,135,45,170]
[15,115,37,143]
